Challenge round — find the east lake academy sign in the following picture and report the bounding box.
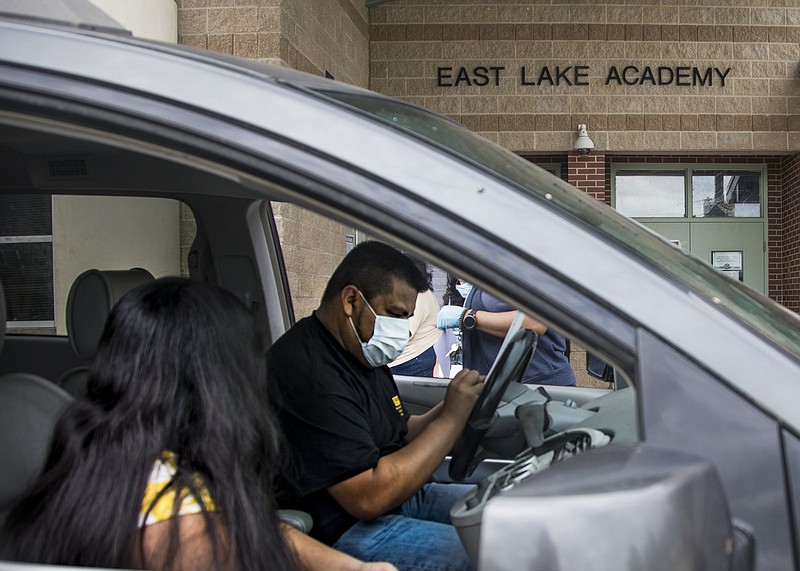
[436,64,732,88]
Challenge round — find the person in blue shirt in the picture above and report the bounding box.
[437,283,576,386]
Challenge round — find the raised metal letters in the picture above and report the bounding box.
[435,64,732,88]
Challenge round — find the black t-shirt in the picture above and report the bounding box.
[266,313,408,544]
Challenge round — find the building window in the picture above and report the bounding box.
[613,166,764,220]
[0,195,54,328]
[614,170,686,217]
[691,170,761,218]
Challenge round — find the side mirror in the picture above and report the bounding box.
[585,351,629,390]
[477,444,754,571]
[586,351,613,382]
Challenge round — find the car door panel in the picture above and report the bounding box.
[394,376,449,415]
[637,329,791,569]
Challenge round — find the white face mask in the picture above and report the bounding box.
[455,282,473,298]
[349,290,409,368]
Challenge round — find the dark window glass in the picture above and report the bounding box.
[0,195,52,236]
[692,170,761,218]
[0,195,54,325]
[0,242,54,322]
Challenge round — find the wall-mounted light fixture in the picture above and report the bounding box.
[573,124,595,156]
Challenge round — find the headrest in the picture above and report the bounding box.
[66,268,154,359]
[0,372,71,514]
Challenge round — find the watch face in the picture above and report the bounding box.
[464,313,477,329]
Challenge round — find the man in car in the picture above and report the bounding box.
[267,241,483,571]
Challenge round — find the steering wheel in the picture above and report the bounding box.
[448,328,538,481]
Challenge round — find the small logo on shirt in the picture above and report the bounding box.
[392,395,405,417]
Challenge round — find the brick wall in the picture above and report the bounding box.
[769,159,784,304]
[271,203,348,318]
[568,152,607,202]
[179,202,196,278]
[175,0,369,317]
[176,0,368,84]
[280,0,369,85]
[172,1,798,313]
[369,1,800,154]
[782,154,800,312]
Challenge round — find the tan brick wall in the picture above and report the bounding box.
[278,0,367,316]
[175,0,369,317]
[176,0,368,85]
[370,0,800,154]
[271,203,348,318]
[172,0,799,318]
[569,342,613,390]
[281,0,369,86]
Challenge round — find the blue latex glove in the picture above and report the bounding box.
[437,305,467,330]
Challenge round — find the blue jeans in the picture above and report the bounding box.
[333,483,475,571]
[391,346,437,377]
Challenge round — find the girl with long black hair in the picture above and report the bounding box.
[3,277,394,571]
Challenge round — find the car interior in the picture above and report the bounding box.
[0,101,639,564]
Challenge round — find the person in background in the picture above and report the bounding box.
[432,275,470,378]
[389,256,441,377]
[437,283,576,387]
[443,274,469,307]
[2,277,395,571]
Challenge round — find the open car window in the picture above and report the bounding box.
[312,88,800,356]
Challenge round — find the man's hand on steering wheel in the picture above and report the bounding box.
[448,328,539,481]
[440,369,485,427]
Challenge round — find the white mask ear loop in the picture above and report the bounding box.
[348,289,377,343]
[348,313,365,343]
[358,289,378,320]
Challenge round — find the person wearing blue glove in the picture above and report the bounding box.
[436,284,576,386]
[436,304,467,330]
[267,242,483,571]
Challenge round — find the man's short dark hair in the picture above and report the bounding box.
[321,241,429,304]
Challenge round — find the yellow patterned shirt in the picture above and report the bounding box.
[138,451,216,528]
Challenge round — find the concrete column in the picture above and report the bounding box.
[87,0,177,42]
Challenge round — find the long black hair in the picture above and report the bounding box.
[443,273,466,306]
[3,277,297,571]
[405,253,433,291]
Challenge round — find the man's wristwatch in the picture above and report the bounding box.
[461,309,477,330]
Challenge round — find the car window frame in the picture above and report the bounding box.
[2,50,799,432]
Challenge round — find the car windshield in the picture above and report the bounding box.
[315,89,800,356]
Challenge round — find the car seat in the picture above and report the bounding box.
[0,279,72,529]
[0,274,313,538]
[57,268,154,396]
